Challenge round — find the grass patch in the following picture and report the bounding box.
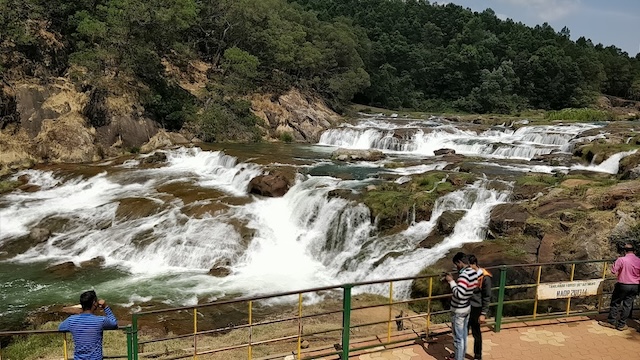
[363,172,466,231]
[515,174,560,187]
[573,141,639,164]
[544,108,614,122]
[0,180,20,194]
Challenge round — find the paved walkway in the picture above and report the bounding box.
[349,316,640,360]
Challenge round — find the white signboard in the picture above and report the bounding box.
[537,279,604,300]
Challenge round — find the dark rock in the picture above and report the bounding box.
[327,189,361,202]
[141,152,167,164]
[208,259,232,277]
[437,210,466,235]
[418,234,442,249]
[331,148,385,162]
[434,148,456,156]
[116,197,163,220]
[29,227,51,243]
[524,222,545,240]
[512,184,546,200]
[208,267,231,277]
[47,261,79,277]
[0,83,19,129]
[80,256,105,268]
[248,172,291,197]
[83,87,111,128]
[489,204,530,235]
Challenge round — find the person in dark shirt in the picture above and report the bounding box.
[469,255,492,360]
[58,290,118,360]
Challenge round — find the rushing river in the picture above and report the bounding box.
[0,115,634,328]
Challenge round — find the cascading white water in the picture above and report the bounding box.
[1,116,628,318]
[319,121,601,160]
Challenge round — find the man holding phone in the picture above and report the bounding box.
[59,290,118,360]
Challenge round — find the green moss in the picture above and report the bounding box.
[363,172,466,231]
[515,174,559,187]
[0,180,20,194]
[574,141,639,164]
[544,108,614,122]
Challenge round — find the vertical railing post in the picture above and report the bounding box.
[297,293,303,360]
[566,263,576,315]
[132,314,139,360]
[598,262,607,312]
[494,266,507,332]
[63,332,69,360]
[193,308,198,359]
[426,277,433,337]
[126,326,133,360]
[341,285,352,360]
[387,281,393,343]
[532,265,542,319]
[248,301,253,360]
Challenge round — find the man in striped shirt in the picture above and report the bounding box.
[445,252,480,360]
[58,290,118,360]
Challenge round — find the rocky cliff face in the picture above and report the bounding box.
[0,78,160,175]
[251,89,341,143]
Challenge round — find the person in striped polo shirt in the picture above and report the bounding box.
[58,290,118,360]
[445,252,480,360]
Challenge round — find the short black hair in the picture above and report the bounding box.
[623,243,635,252]
[468,254,478,265]
[80,290,97,311]
[452,252,468,265]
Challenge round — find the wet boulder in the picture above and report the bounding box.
[331,148,385,162]
[47,261,79,277]
[434,148,456,156]
[437,210,466,235]
[208,259,232,277]
[248,172,291,197]
[115,197,164,220]
[80,256,105,268]
[489,204,530,236]
[29,227,51,243]
[141,151,167,164]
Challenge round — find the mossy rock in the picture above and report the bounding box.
[0,180,20,194]
[363,171,460,232]
[573,141,639,164]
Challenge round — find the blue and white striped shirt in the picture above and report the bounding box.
[58,307,118,360]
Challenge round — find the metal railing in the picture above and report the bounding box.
[1,259,626,360]
[0,326,132,360]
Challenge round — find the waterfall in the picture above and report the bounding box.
[319,121,601,160]
[344,179,512,297]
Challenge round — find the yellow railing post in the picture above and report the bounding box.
[566,263,576,315]
[387,281,393,343]
[193,308,198,359]
[63,332,68,360]
[426,277,433,336]
[248,301,253,360]
[297,293,303,360]
[598,262,608,312]
[532,265,542,319]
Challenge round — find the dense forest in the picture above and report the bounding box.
[1,0,639,138]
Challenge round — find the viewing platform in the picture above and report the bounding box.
[343,315,640,360]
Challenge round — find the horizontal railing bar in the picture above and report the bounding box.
[300,326,344,337]
[137,285,343,315]
[0,327,128,336]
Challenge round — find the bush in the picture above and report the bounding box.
[279,132,294,143]
[545,108,614,122]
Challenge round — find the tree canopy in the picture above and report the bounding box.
[1,0,638,136]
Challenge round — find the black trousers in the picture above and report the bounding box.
[469,306,483,359]
[608,283,639,328]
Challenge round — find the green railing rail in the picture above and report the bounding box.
[2,258,628,360]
